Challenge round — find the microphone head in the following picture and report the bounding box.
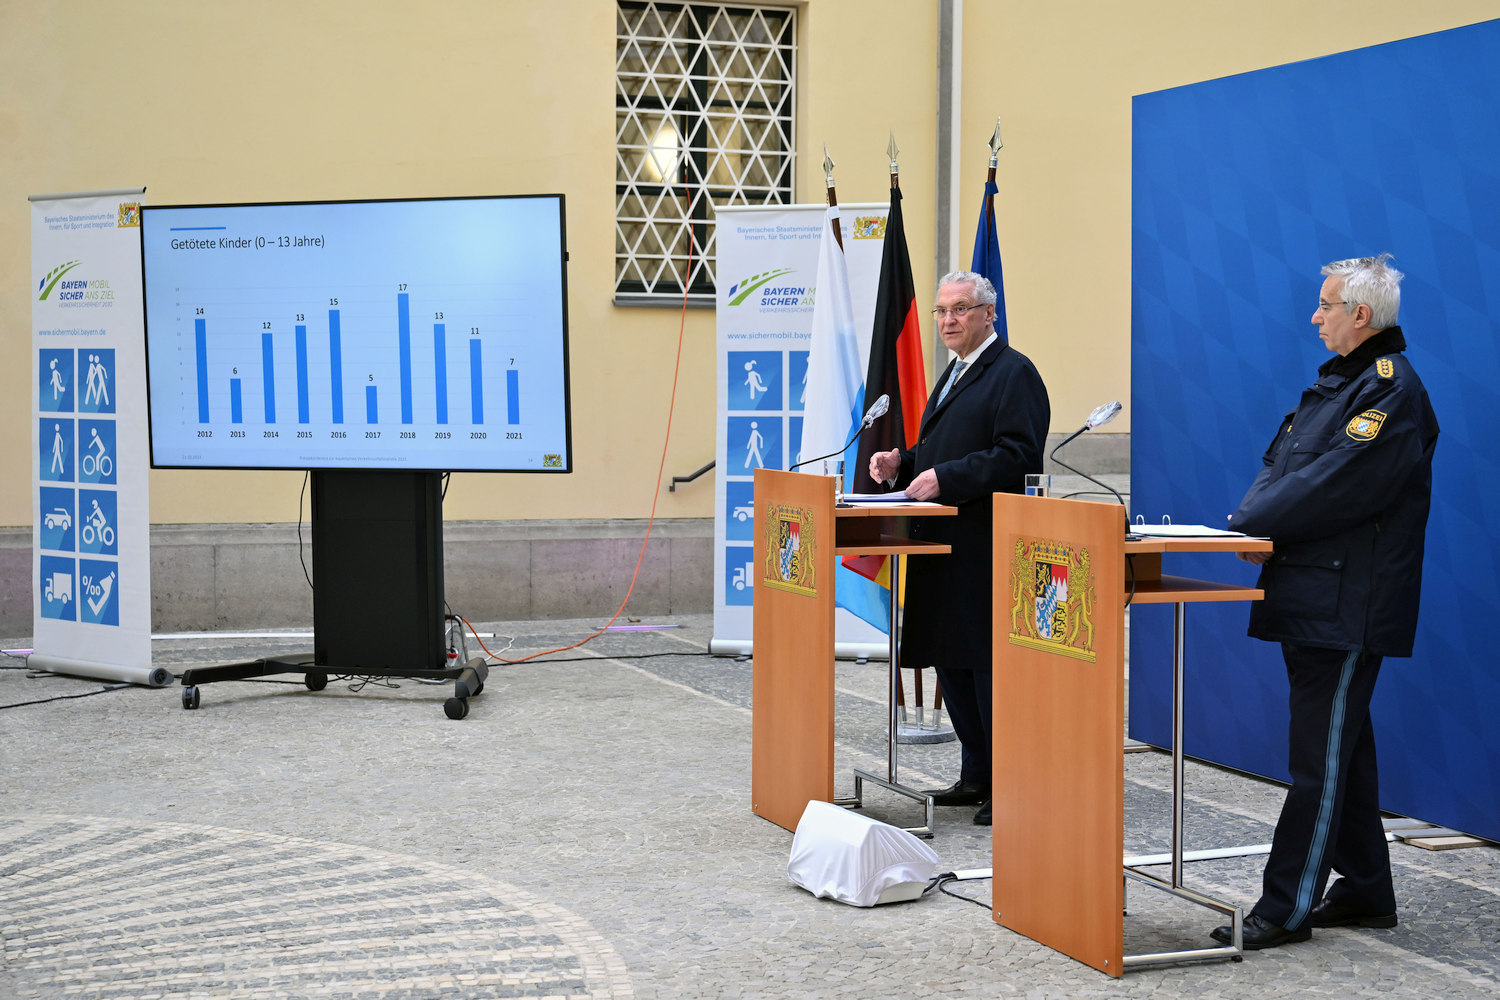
[1085,400,1122,430]
[862,393,891,427]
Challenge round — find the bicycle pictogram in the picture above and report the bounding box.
[81,427,113,478]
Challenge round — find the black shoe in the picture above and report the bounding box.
[1309,898,1398,929]
[925,779,989,807]
[1210,913,1312,950]
[973,800,992,826]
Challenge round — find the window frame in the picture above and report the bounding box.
[615,1,798,306]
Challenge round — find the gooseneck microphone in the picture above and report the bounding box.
[789,393,890,471]
[1049,400,1126,505]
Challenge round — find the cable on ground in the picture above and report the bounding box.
[924,872,993,911]
[459,217,696,665]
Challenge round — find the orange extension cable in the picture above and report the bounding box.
[461,220,695,664]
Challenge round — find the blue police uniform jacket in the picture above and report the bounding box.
[1227,326,1438,657]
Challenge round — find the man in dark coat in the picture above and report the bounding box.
[1211,253,1439,950]
[869,270,1050,825]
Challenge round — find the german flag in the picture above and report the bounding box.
[852,184,927,493]
[842,184,929,626]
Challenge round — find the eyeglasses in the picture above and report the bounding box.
[1317,300,1353,313]
[932,303,984,319]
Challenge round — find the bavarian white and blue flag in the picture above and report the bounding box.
[798,205,889,631]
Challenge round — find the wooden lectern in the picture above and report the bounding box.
[750,468,954,833]
[989,493,1271,975]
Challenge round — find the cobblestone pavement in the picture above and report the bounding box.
[2,612,1497,998]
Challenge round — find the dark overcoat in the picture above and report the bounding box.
[1228,326,1438,656]
[894,338,1050,672]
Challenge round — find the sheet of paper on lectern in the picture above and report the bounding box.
[1130,524,1249,538]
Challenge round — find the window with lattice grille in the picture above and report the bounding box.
[616,1,797,304]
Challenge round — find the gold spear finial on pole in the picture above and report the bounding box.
[887,131,901,189]
[987,117,1003,180]
[822,143,844,250]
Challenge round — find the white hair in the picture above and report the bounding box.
[937,270,997,305]
[1323,253,1402,330]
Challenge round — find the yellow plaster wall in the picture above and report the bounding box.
[1,0,936,526]
[3,0,1493,526]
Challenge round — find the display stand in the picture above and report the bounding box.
[750,468,954,835]
[177,470,487,719]
[989,493,1270,976]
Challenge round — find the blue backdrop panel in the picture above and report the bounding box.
[1130,19,1500,841]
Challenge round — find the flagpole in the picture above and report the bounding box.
[974,116,1009,343]
[984,117,1002,237]
[822,144,844,251]
[883,130,906,729]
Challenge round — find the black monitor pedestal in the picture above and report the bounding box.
[311,469,445,668]
[178,470,487,719]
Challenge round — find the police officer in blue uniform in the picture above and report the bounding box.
[1211,254,1439,950]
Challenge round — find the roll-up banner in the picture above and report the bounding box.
[712,203,889,657]
[30,189,166,687]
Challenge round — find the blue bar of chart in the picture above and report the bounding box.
[470,338,484,423]
[261,333,276,423]
[195,319,210,422]
[398,293,413,424]
[296,325,310,423]
[230,378,243,423]
[434,324,448,424]
[366,384,378,424]
[507,369,520,425]
[330,310,344,424]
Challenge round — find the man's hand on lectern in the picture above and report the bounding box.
[869,448,902,486]
[905,469,940,501]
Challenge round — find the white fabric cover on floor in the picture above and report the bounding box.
[786,800,941,907]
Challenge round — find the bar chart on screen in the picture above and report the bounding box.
[142,196,570,472]
[185,292,525,425]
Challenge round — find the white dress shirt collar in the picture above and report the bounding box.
[954,330,999,367]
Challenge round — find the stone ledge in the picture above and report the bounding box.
[0,519,715,636]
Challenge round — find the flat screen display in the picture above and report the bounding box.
[141,195,570,471]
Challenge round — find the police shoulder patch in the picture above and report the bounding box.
[1376,357,1395,378]
[1346,409,1387,441]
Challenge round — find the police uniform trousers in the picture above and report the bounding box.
[935,666,992,788]
[1252,642,1395,930]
